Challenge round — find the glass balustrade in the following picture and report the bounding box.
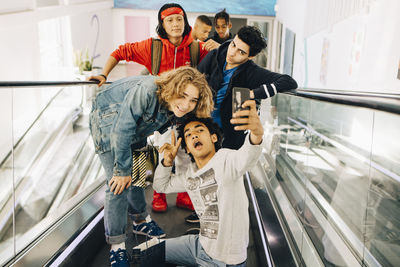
[258,93,400,267]
[2,81,399,267]
[0,83,104,266]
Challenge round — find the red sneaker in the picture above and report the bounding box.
[176,192,194,211]
[152,191,167,212]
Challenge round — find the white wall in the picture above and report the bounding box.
[275,0,308,87]
[0,1,113,81]
[276,0,400,93]
[0,0,114,163]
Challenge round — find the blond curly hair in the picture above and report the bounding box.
[155,66,214,118]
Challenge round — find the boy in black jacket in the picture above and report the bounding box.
[198,25,297,149]
[180,26,298,227]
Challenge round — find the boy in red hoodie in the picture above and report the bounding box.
[90,3,208,83]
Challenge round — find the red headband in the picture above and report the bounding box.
[161,7,184,20]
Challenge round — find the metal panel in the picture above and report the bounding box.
[7,181,105,267]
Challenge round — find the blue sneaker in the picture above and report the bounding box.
[132,219,166,238]
[110,248,129,267]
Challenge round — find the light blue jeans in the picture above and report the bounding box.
[99,151,148,244]
[166,235,246,267]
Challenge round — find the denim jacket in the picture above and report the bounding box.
[89,75,171,176]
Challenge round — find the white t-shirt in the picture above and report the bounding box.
[153,135,262,264]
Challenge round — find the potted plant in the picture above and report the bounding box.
[73,48,93,74]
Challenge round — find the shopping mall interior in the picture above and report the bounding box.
[0,0,399,266]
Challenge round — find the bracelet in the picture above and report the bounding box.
[100,74,107,80]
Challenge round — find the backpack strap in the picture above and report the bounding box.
[189,40,200,67]
[151,38,163,75]
[152,38,199,74]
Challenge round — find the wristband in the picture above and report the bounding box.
[100,74,107,80]
[161,158,172,167]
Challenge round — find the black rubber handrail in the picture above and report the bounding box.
[296,88,400,98]
[1,81,399,114]
[0,80,111,87]
[284,89,400,115]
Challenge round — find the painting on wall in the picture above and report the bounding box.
[283,28,295,76]
[114,0,277,16]
[320,38,330,85]
[348,25,365,82]
[397,59,400,80]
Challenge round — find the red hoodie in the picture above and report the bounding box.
[110,31,208,75]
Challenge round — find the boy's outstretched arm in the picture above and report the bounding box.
[230,100,264,145]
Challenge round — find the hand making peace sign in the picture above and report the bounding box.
[159,130,182,167]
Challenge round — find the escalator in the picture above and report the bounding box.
[1,80,399,266]
[0,81,105,266]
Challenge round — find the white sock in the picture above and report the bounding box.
[111,242,125,251]
[145,215,152,223]
[134,237,163,251]
[133,215,152,225]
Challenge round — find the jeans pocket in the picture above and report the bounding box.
[99,104,119,127]
[94,104,120,152]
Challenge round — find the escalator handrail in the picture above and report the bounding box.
[295,88,400,98]
[0,80,111,87]
[285,88,400,115]
[3,82,399,114]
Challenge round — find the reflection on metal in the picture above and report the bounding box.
[10,182,105,267]
[48,209,104,267]
[273,156,325,267]
[277,156,361,266]
[304,163,381,267]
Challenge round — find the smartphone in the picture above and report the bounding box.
[232,87,250,116]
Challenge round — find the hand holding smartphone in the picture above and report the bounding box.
[232,87,250,116]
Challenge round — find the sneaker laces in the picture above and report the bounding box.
[111,249,127,263]
[148,220,164,235]
[117,250,126,261]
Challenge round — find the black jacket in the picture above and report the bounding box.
[198,41,298,149]
[209,32,233,44]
